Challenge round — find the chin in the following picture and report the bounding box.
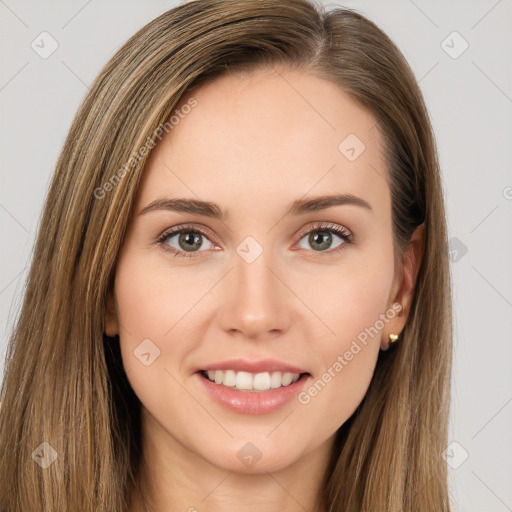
[200,435,306,474]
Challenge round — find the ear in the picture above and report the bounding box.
[104,287,119,337]
[380,224,425,351]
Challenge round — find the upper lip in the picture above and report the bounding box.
[199,358,309,375]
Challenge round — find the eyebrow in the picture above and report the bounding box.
[139,193,372,220]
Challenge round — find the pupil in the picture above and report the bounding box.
[311,231,331,250]
[181,232,200,250]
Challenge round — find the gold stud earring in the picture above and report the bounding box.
[389,333,399,343]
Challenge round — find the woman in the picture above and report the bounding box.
[0,0,452,510]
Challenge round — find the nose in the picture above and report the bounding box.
[217,250,292,341]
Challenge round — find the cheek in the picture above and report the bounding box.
[295,246,394,424]
[297,290,387,435]
[113,251,207,345]
[112,246,220,393]
[112,253,178,386]
[112,256,203,425]
[305,247,395,351]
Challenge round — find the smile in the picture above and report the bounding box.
[201,369,303,392]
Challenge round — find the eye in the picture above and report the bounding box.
[295,222,354,254]
[156,224,217,258]
[156,222,355,258]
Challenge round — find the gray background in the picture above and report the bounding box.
[1,0,511,510]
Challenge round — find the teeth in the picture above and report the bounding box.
[223,369,236,387]
[204,370,302,392]
[253,372,270,390]
[270,371,282,389]
[236,371,253,390]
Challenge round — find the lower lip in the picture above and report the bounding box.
[195,372,311,415]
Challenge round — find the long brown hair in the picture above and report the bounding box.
[0,1,452,510]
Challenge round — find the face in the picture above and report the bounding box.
[107,67,418,475]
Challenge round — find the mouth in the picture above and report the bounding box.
[195,361,313,414]
[199,369,310,392]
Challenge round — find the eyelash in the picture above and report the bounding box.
[156,222,355,258]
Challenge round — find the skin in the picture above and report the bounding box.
[106,66,424,512]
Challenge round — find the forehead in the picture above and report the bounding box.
[137,67,388,215]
